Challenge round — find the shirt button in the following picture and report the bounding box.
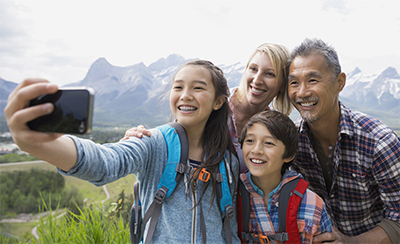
[328,154,332,158]
[275,202,279,207]
[352,173,356,177]
[330,194,334,198]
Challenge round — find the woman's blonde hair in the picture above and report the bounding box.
[236,43,292,115]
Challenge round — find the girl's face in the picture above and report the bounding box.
[243,52,283,109]
[242,123,292,185]
[170,65,223,131]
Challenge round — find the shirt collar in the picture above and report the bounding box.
[247,172,282,199]
[297,101,354,138]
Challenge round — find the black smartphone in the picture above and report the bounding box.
[27,87,94,134]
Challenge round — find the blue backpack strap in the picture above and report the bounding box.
[157,122,189,197]
[215,156,235,243]
[130,122,189,244]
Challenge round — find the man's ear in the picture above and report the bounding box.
[336,72,346,92]
[213,97,225,110]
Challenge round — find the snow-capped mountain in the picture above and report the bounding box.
[341,67,400,110]
[0,56,398,129]
[63,54,244,126]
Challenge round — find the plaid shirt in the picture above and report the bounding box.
[240,170,332,244]
[291,101,400,236]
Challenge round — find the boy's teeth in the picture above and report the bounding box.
[251,159,265,164]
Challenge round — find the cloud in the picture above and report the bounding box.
[0,0,399,85]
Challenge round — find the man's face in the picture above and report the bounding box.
[288,53,344,124]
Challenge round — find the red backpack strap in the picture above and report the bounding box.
[278,178,309,244]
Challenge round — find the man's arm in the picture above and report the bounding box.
[313,225,392,244]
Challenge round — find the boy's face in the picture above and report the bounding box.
[242,123,292,184]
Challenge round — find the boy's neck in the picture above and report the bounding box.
[251,173,282,198]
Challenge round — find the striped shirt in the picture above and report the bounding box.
[240,170,332,244]
[291,101,400,236]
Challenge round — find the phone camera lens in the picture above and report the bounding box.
[79,121,86,133]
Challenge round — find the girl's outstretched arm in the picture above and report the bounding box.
[4,78,78,172]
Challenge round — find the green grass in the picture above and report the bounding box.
[0,161,137,240]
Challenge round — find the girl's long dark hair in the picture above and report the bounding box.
[174,60,237,208]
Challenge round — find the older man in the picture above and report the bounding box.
[288,38,400,243]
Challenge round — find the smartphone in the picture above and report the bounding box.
[27,87,94,134]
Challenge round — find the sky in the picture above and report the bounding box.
[1,0,399,86]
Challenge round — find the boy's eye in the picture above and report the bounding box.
[173,86,182,89]
[244,139,254,143]
[265,141,275,146]
[194,86,204,90]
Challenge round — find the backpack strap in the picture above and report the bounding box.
[215,158,235,243]
[129,181,142,244]
[239,176,309,244]
[237,179,250,244]
[278,177,309,244]
[129,122,189,244]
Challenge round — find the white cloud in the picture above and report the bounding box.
[0,0,399,85]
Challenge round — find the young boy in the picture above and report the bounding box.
[238,110,332,244]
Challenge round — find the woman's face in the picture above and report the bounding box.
[242,52,283,109]
[169,65,222,132]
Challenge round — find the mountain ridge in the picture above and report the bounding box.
[1,56,399,129]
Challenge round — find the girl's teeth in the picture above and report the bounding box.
[179,106,196,111]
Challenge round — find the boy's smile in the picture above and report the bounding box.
[242,123,292,186]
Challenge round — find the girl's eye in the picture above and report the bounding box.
[244,139,254,143]
[194,86,205,90]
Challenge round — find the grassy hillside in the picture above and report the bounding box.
[0,161,136,238]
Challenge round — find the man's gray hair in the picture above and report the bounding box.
[288,38,342,77]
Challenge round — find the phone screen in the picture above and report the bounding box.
[27,88,94,134]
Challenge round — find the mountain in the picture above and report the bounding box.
[0,77,18,114]
[339,67,400,128]
[0,56,399,130]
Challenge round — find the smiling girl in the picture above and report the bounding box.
[4,60,240,243]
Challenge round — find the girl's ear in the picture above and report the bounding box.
[213,96,225,110]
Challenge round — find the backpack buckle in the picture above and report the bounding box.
[254,234,270,244]
[198,168,210,182]
[154,187,167,204]
[225,205,234,219]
